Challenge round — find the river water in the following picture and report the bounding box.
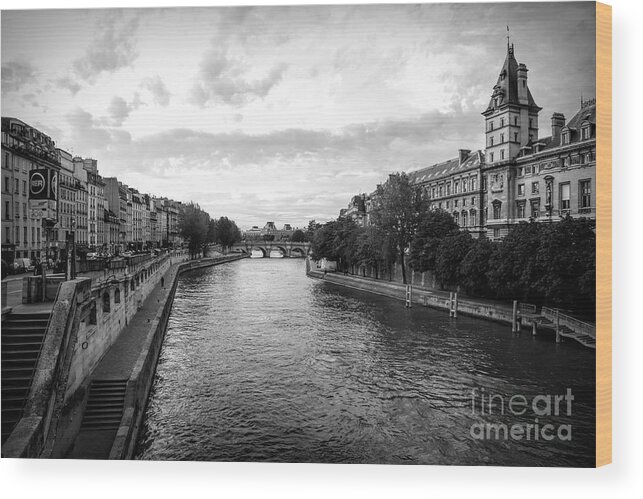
[134,258,595,466]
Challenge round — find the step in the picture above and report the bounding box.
[1,376,34,387]
[80,422,121,431]
[7,313,51,321]
[1,386,29,397]
[2,333,46,343]
[1,358,38,367]
[2,322,48,331]
[86,399,125,407]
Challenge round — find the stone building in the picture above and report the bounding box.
[359,42,596,242]
[1,117,60,263]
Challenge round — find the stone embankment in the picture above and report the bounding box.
[1,252,247,459]
[306,262,596,349]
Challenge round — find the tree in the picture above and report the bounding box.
[370,173,427,284]
[291,229,306,242]
[409,208,460,273]
[305,220,322,242]
[460,237,496,297]
[179,203,209,259]
[211,216,241,253]
[434,231,474,289]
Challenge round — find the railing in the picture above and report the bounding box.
[542,306,595,339]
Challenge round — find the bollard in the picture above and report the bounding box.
[512,300,518,333]
[453,292,458,319]
[532,321,537,336]
[555,308,561,343]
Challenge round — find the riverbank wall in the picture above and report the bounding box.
[108,254,247,459]
[307,265,523,329]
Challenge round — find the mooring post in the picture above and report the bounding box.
[405,284,412,308]
[532,321,537,336]
[453,292,458,318]
[512,300,518,333]
[555,308,561,343]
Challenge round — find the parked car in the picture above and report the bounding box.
[12,257,35,274]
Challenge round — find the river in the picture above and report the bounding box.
[134,258,595,466]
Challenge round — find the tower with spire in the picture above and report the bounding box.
[482,42,542,165]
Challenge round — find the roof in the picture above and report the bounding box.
[483,45,540,113]
[407,150,484,185]
[565,100,596,131]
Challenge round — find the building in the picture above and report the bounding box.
[360,42,595,242]
[1,117,60,263]
[56,148,79,260]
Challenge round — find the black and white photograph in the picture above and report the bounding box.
[1,1,601,469]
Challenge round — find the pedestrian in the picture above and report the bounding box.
[161,276,165,288]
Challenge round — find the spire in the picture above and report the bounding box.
[507,25,510,52]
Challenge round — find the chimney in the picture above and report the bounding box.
[551,113,565,141]
[517,63,529,104]
[458,149,471,165]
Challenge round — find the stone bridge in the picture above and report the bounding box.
[230,241,311,258]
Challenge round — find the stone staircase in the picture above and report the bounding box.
[80,379,128,431]
[1,312,51,445]
[558,325,597,349]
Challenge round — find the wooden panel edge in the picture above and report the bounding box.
[595,0,612,468]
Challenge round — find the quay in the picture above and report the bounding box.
[1,251,248,459]
[306,260,596,349]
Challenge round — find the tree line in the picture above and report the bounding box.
[178,203,241,259]
[310,173,595,314]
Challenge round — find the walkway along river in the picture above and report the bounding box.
[134,258,596,466]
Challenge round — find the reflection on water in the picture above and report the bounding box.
[134,259,595,466]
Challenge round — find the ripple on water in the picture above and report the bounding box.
[134,259,595,466]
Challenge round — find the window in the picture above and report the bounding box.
[14,179,19,193]
[532,182,539,194]
[438,186,443,197]
[580,179,591,211]
[490,152,494,162]
[471,197,476,206]
[517,202,526,219]
[493,228,500,238]
[582,126,590,140]
[560,183,571,211]
[22,180,26,195]
[462,179,468,193]
[530,199,540,218]
[454,181,459,194]
[514,116,518,126]
[462,211,468,227]
[4,227,9,244]
[493,202,502,219]
[562,132,569,145]
[471,178,477,190]
[15,226,20,244]
[518,184,525,196]
[517,167,524,177]
[514,132,518,142]
[4,176,8,192]
[529,118,533,128]
[446,201,450,209]
[14,201,19,218]
[463,198,467,207]
[453,212,459,224]
[500,118,504,127]
[489,137,494,147]
[489,121,494,131]
[454,199,459,207]
[500,149,505,160]
[23,227,27,243]
[446,183,451,196]
[4,201,9,219]
[23,203,26,219]
[500,133,505,143]
[470,210,476,226]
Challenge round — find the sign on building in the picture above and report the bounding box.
[29,169,58,200]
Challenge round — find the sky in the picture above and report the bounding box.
[1,2,596,229]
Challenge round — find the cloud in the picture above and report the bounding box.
[106,95,141,127]
[141,75,171,107]
[65,107,131,153]
[190,48,287,107]
[1,60,36,92]
[72,12,140,82]
[54,76,82,95]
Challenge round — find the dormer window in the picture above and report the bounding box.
[582,126,590,140]
[562,132,570,145]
